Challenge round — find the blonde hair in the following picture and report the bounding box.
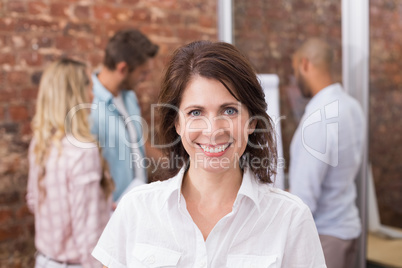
[32,58,114,202]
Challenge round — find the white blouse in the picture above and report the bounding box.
[92,167,326,268]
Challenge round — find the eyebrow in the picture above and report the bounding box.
[182,102,240,111]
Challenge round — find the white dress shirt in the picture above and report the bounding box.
[289,83,365,240]
[92,167,326,268]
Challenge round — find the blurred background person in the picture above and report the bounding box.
[27,58,114,268]
[289,38,365,268]
[90,28,159,203]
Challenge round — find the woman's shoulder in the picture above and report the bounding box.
[119,177,178,205]
[258,184,308,209]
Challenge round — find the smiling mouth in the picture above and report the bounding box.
[198,143,231,154]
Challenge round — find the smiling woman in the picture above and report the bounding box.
[92,41,327,268]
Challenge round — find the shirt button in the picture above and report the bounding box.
[146,255,155,265]
[199,260,206,267]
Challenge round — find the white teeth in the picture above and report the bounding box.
[200,144,230,153]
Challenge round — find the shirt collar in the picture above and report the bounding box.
[92,71,114,102]
[236,167,261,212]
[305,83,342,113]
[162,166,261,212]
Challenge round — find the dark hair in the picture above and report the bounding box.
[103,28,159,71]
[157,40,277,183]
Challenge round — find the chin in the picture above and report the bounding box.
[191,150,240,174]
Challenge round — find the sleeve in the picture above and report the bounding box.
[26,141,37,213]
[282,205,327,267]
[288,120,331,213]
[92,196,130,268]
[68,147,111,268]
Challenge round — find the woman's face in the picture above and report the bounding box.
[176,75,255,174]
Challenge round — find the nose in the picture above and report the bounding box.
[201,115,231,139]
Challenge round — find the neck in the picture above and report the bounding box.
[182,165,242,206]
[310,73,334,97]
[97,68,121,97]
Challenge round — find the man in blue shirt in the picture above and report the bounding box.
[91,29,159,202]
[289,38,365,268]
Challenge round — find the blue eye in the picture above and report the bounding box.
[224,107,237,115]
[190,110,201,116]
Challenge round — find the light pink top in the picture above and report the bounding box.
[27,136,112,268]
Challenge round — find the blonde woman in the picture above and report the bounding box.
[27,58,114,268]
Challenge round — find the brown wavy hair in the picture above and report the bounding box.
[157,41,277,183]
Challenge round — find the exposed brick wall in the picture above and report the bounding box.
[0,0,217,266]
[233,0,342,172]
[370,0,402,228]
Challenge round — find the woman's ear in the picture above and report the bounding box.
[247,119,257,135]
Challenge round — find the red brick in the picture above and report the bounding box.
[76,37,95,52]
[0,226,22,241]
[16,205,31,220]
[0,90,16,102]
[55,36,76,50]
[30,71,43,86]
[94,6,132,22]
[165,12,181,25]
[11,35,28,49]
[0,192,19,205]
[121,0,140,4]
[74,5,90,19]
[177,28,201,41]
[199,14,215,28]
[20,87,39,101]
[0,209,14,225]
[0,54,15,65]
[145,0,177,9]
[28,1,48,15]
[7,1,26,13]
[50,3,70,18]
[6,71,29,87]
[0,34,7,47]
[35,36,53,48]
[129,8,152,24]
[63,22,92,36]
[0,18,14,31]
[0,107,4,120]
[88,53,104,68]
[9,105,29,121]
[20,52,42,67]
[21,121,33,135]
[94,5,115,20]
[140,25,175,38]
[14,18,60,33]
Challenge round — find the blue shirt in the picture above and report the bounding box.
[289,83,365,240]
[90,72,146,201]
